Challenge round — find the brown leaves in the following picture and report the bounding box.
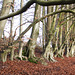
[0,57,75,75]
[0,38,9,52]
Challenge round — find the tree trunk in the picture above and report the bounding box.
[23,4,41,59]
[28,4,41,58]
[19,0,23,60]
[66,5,70,57]
[43,5,57,62]
[42,3,46,52]
[0,0,12,62]
[70,39,75,57]
[57,5,64,57]
[10,0,14,61]
[0,0,12,39]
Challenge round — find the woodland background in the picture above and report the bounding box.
[0,0,75,66]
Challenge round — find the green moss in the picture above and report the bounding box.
[22,46,29,57]
[22,57,26,60]
[16,57,21,60]
[28,58,38,64]
[57,54,63,58]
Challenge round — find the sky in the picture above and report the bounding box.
[0,0,43,46]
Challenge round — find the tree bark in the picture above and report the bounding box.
[66,5,70,57]
[0,0,12,62]
[28,4,41,58]
[43,5,57,62]
[0,0,12,39]
[19,0,23,60]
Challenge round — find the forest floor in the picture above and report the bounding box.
[0,47,75,75]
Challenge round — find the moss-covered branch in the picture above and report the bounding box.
[13,9,75,45]
[34,0,75,6]
[1,9,75,52]
[0,0,34,21]
[0,0,75,21]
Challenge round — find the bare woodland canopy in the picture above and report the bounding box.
[0,0,75,64]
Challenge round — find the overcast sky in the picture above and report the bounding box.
[0,0,42,45]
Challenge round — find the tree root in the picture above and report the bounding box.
[28,56,48,65]
[43,51,57,62]
[28,57,39,64]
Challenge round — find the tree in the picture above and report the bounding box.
[24,4,41,60]
[0,0,12,39]
[0,0,75,62]
[0,0,12,62]
[18,0,24,60]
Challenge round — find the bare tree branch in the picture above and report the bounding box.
[0,0,34,21]
[0,0,75,21]
[34,0,75,6]
[13,9,75,45]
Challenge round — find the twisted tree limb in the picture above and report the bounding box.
[0,0,75,21]
[0,0,34,21]
[13,9,75,45]
[34,0,75,6]
[1,9,75,51]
